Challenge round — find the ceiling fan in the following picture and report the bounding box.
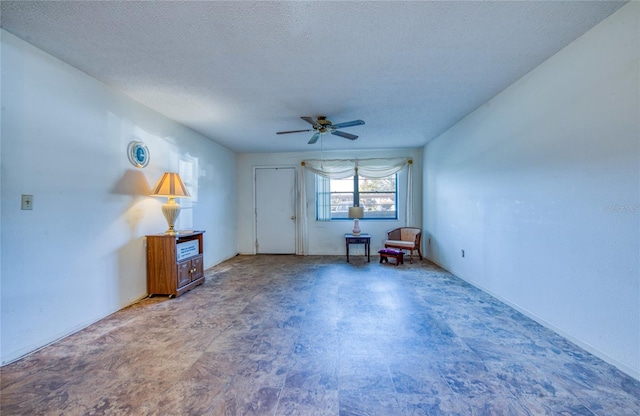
[277,116,365,144]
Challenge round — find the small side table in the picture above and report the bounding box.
[345,233,371,263]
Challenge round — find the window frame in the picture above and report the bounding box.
[316,173,398,221]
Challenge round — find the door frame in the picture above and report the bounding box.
[252,165,298,255]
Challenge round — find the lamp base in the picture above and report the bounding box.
[352,218,361,236]
[161,197,181,234]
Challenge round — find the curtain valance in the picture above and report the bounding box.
[301,157,412,179]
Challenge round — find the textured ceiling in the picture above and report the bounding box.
[0,1,626,153]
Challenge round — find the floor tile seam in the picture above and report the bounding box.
[239,372,285,405]
[508,388,579,414]
[482,364,579,399]
[51,376,142,415]
[206,379,244,414]
[435,321,489,361]
[562,396,611,416]
[17,394,86,416]
[270,365,293,416]
[430,361,463,397]
[520,360,640,401]
[478,394,540,416]
[0,382,74,413]
[548,374,633,404]
[385,361,416,398]
[144,348,217,404]
[336,388,403,412]
[512,395,599,416]
[431,353,527,401]
[505,368,572,404]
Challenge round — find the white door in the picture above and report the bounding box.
[255,167,296,254]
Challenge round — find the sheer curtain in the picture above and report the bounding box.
[316,176,331,221]
[297,158,413,254]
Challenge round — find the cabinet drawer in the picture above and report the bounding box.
[348,238,370,244]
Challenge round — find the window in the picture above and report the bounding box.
[316,173,397,220]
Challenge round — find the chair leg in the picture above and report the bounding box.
[418,247,423,260]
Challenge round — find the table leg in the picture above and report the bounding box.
[346,241,350,262]
[367,242,370,262]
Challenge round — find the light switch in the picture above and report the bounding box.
[21,194,33,210]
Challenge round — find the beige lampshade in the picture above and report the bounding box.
[348,206,364,219]
[150,172,191,198]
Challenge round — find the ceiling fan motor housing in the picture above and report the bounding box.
[317,116,332,126]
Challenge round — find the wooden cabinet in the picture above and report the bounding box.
[146,231,205,298]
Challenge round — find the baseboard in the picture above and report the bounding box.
[1,293,149,367]
[425,255,640,382]
[207,252,242,267]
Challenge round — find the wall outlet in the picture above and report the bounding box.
[21,194,33,210]
[461,249,465,257]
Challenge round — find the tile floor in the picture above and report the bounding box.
[1,255,639,415]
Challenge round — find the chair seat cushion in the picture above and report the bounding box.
[384,240,415,249]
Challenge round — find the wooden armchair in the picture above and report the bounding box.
[384,227,422,263]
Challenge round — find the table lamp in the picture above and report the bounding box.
[348,206,364,236]
[150,172,191,234]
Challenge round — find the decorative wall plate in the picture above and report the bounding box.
[127,141,149,168]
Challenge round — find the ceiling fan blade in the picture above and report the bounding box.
[276,129,312,135]
[301,116,320,128]
[331,130,358,140]
[331,119,365,129]
[308,133,320,144]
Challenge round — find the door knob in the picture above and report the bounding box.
[290,216,296,220]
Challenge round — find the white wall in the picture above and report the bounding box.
[423,3,639,379]
[237,149,423,255]
[0,30,238,364]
